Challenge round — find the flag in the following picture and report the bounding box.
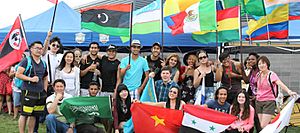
[163,0,199,17]
[131,103,183,133]
[123,78,157,133]
[243,0,266,16]
[81,4,131,37]
[132,0,161,35]
[192,6,239,44]
[181,104,237,133]
[164,0,217,35]
[0,16,27,72]
[194,77,205,105]
[289,1,300,20]
[47,0,58,4]
[246,4,289,40]
[260,96,299,133]
[60,96,112,123]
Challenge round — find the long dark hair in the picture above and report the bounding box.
[116,84,131,117]
[57,51,75,73]
[231,90,251,120]
[166,86,181,110]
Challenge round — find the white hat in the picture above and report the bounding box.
[131,39,141,46]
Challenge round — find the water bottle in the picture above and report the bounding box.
[92,71,97,81]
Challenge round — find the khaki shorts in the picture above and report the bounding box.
[256,100,276,115]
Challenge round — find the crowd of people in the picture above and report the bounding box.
[0,31,298,133]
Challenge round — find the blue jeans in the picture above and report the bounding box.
[46,114,75,133]
[195,86,215,104]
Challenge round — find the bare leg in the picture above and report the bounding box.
[6,95,12,115]
[13,106,19,119]
[19,115,27,133]
[259,113,273,129]
[28,116,36,133]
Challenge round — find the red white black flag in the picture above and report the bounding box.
[0,16,28,72]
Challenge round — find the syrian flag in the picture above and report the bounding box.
[47,0,58,4]
[194,77,205,105]
[181,104,237,133]
[260,96,299,133]
[0,16,28,72]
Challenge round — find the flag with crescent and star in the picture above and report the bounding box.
[80,4,131,37]
[180,104,237,133]
[0,16,28,72]
[131,103,183,133]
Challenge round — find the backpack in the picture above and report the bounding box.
[14,56,46,89]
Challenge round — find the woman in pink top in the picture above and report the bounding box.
[228,90,254,133]
[255,56,297,129]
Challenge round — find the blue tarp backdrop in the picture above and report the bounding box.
[0,2,216,48]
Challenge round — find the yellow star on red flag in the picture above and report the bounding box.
[151,115,165,126]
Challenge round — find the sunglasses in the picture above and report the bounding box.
[131,46,141,49]
[169,90,177,95]
[199,56,207,60]
[51,44,60,48]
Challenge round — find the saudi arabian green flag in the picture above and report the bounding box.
[223,0,266,16]
[60,96,112,123]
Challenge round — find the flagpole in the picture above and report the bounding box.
[238,5,243,62]
[19,14,28,48]
[50,2,58,32]
[161,0,164,59]
[128,2,134,65]
[245,13,252,45]
[261,0,271,45]
[216,29,218,59]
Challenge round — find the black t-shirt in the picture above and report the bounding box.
[80,55,102,89]
[146,55,163,81]
[100,56,120,92]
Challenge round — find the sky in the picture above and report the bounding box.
[0,0,96,29]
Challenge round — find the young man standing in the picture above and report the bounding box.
[153,66,178,102]
[45,79,73,133]
[16,41,48,133]
[119,40,149,100]
[145,42,164,81]
[101,44,120,96]
[80,42,102,96]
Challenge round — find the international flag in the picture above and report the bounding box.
[164,0,217,35]
[181,104,237,133]
[260,96,299,133]
[192,6,239,44]
[131,103,183,133]
[222,0,265,16]
[123,78,157,133]
[47,0,58,4]
[0,16,28,72]
[246,4,289,40]
[60,96,112,123]
[163,0,199,17]
[289,0,300,20]
[81,4,131,37]
[194,77,205,105]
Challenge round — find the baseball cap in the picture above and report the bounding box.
[131,39,141,46]
[106,44,117,51]
[152,42,161,49]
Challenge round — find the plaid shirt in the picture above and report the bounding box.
[155,80,178,102]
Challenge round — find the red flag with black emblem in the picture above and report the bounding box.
[0,16,28,72]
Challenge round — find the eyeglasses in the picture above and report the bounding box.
[131,46,141,49]
[51,44,60,48]
[169,90,177,95]
[199,56,207,60]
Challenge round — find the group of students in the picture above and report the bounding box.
[0,30,298,133]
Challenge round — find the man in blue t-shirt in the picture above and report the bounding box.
[16,41,48,133]
[204,86,230,114]
[119,40,149,100]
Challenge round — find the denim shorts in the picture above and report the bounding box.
[195,86,215,104]
[13,91,22,107]
[256,100,276,115]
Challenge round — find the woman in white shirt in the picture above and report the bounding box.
[55,51,80,96]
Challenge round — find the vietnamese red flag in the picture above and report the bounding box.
[0,16,28,72]
[131,103,183,133]
[47,0,58,4]
[181,104,237,133]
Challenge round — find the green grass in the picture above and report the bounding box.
[1,113,300,133]
[0,113,46,133]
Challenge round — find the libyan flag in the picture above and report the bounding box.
[60,96,112,123]
[181,104,237,133]
[0,16,27,72]
[131,103,183,133]
[81,4,131,37]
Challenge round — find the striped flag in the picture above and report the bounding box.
[164,0,217,35]
[181,104,237,133]
[194,77,205,105]
[260,96,299,133]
